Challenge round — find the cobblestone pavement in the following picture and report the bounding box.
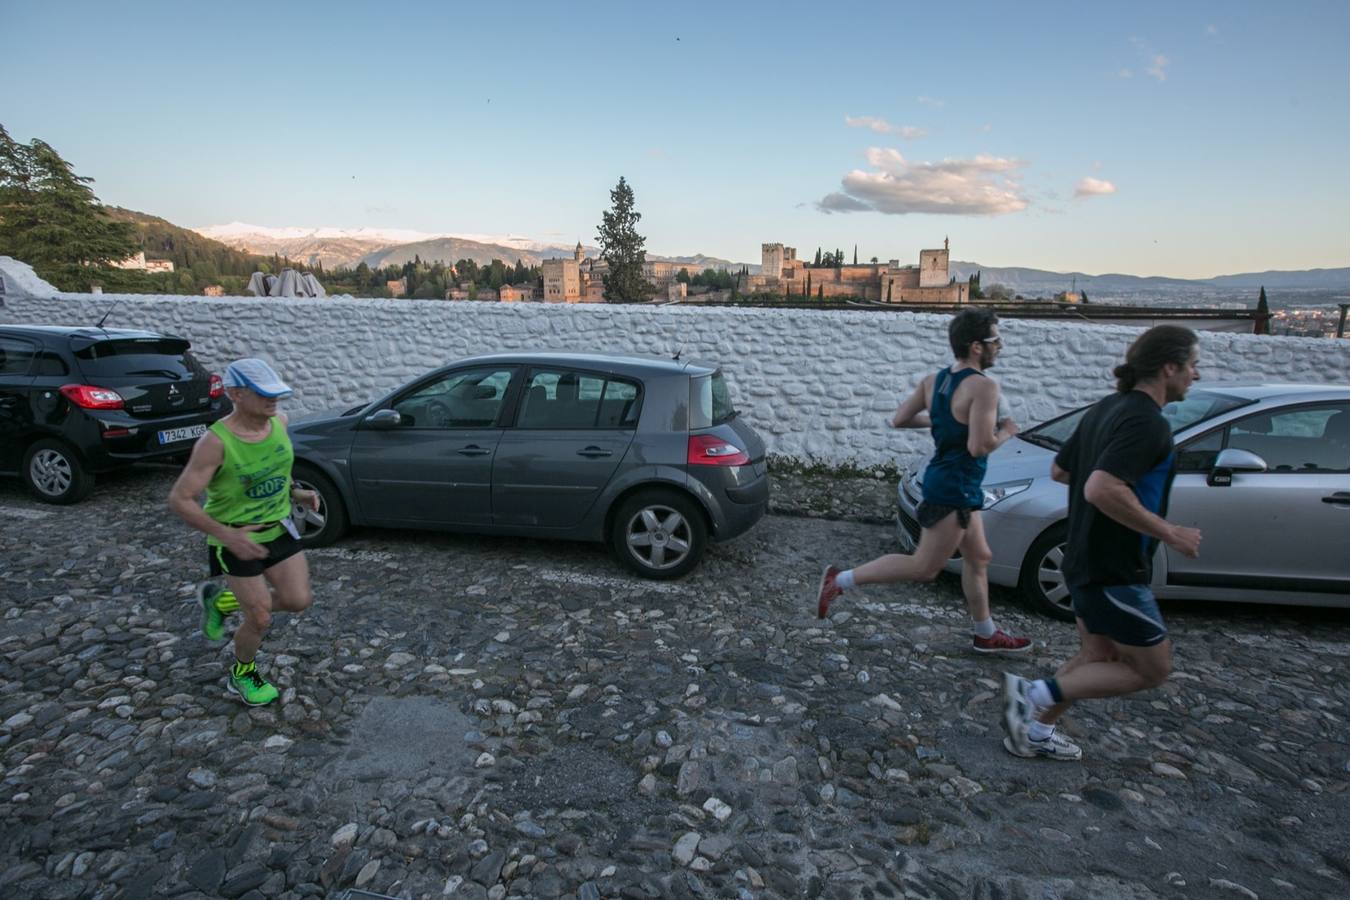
[1,467,1347,900]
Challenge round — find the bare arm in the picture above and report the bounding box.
[966,378,1018,457]
[1083,470,1202,558]
[1050,461,1071,484]
[167,433,268,559]
[889,375,932,429]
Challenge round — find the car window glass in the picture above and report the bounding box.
[1227,403,1350,472]
[1160,390,1250,433]
[1176,429,1224,472]
[31,350,70,377]
[599,379,641,427]
[392,367,513,428]
[0,337,38,376]
[73,338,195,378]
[690,371,737,429]
[517,369,612,429]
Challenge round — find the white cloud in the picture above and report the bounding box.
[817,148,1029,216]
[1074,177,1117,198]
[844,116,926,139]
[1117,67,1133,78]
[917,95,945,108]
[1146,54,1169,81]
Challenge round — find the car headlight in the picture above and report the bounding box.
[982,479,1032,509]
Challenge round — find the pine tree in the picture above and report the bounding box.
[853,244,857,265]
[0,124,138,289]
[814,247,822,266]
[1255,286,1270,335]
[806,271,812,298]
[596,176,653,302]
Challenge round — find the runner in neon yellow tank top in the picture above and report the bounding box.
[169,358,319,706]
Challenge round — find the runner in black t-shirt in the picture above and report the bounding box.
[1002,326,1204,760]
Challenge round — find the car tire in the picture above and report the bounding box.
[1018,523,1075,622]
[610,488,708,580]
[290,463,348,547]
[22,438,94,505]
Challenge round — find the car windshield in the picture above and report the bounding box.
[1020,389,1252,449]
[73,338,196,379]
[690,371,737,428]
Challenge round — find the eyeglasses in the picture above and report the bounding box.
[980,336,1004,346]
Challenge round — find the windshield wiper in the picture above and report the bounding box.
[1018,433,1059,450]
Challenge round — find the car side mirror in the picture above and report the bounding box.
[1207,447,1267,486]
[363,408,402,430]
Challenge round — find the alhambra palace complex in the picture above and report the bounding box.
[540,239,970,304]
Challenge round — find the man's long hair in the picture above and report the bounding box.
[1114,325,1197,392]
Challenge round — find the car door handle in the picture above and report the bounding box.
[1322,492,1350,505]
[577,447,613,458]
[457,445,492,457]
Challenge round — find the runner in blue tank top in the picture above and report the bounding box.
[815,309,1032,655]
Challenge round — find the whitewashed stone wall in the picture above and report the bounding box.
[4,270,1348,472]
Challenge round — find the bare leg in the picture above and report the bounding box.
[264,552,313,614]
[955,512,993,622]
[851,514,964,586]
[1039,627,1172,725]
[226,574,273,663]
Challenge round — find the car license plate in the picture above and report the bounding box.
[158,424,207,445]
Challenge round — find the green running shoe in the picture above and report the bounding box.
[196,581,227,641]
[229,661,279,706]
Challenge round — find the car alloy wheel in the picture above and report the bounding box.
[625,503,693,571]
[1019,523,1075,621]
[611,488,708,580]
[30,448,73,497]
[289,463,348,547]
[22,438,93,505]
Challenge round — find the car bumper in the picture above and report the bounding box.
[80,405,230,469]
[895,471,1024,587]
[689,463,769,542]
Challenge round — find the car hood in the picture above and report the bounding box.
[984,437,1058,483]
[290,406,365,433]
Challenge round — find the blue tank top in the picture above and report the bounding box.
[921,367,987,509]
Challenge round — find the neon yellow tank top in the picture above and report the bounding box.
[203,417,293,545]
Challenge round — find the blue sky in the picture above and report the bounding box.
[3,0,1348,277]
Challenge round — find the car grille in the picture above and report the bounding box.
[898,506,921,544]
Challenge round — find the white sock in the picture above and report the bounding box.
[972,617,997,638]
[1028,720,1054,741]
[1027,680,1056,708]
[836,569,856,590]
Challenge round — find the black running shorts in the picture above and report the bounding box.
[208,533,302,579]
[916,501,977,530]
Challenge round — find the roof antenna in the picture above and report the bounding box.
[95,298,123,329]
[671,326,689,362]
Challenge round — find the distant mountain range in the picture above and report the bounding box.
[194,223,740,273]
[947,261,1350,299]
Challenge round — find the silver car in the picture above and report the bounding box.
[286,353,769,579]
[897,383,1350,619]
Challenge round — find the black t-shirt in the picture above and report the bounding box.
[1054,390,1176,587]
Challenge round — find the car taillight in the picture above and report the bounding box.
[60,384,125,410]
[688,434,750,467]
[208,374,224,399]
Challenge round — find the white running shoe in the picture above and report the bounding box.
[1001,672,1035,755]
[1003,731,1083,761]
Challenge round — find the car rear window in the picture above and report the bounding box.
[690,371,737,429]
[73,338,196,378]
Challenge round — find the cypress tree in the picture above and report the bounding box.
[596,176,653,302]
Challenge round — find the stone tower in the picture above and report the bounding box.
[762,243,785,279]
[574,241,584,263]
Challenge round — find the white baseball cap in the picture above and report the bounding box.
[222,358,293,399]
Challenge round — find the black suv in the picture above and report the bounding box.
[0,325,231,503]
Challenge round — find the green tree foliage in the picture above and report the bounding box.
[813,247,822,266]
[853,245,858,265]
[596,176,652,302]
[968,270,983,299]
[0,124,138,290]
[689,268,735,290]
[1255,285,1270,335]
[676,267,691,284]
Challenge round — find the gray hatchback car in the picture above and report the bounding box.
[897,383,1350,619]
[286,352,769,579]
